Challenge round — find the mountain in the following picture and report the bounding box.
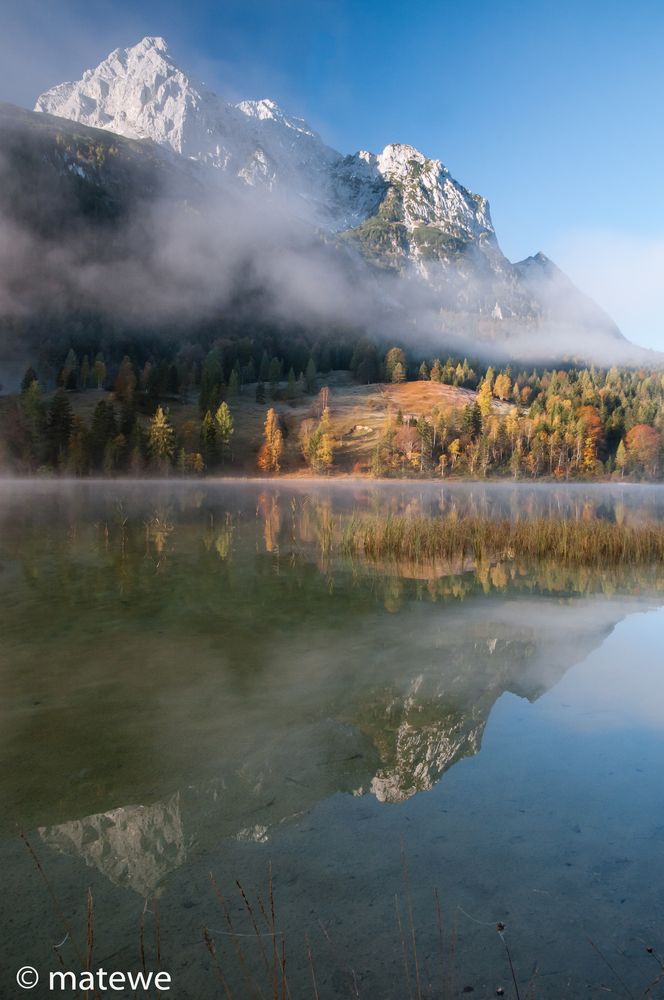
[31,36,636,361]
[34,596,627,892]
[0,36,652,365]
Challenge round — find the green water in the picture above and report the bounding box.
[2,480,664,999]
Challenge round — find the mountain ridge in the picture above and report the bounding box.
[31,35,637,361]
[0,36,654,366]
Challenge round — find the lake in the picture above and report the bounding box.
[1,479,664,999]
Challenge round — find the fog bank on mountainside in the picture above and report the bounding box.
[0,35,653,374]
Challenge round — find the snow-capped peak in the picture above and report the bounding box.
[235,98,318,138]
[35,35,200,149]
[34,36,340,200]
[33,37,496,242]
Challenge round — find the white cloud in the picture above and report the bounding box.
[551,228,664,352]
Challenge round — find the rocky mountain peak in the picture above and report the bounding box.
[30,37,626,350]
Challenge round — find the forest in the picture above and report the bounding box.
[1,336,663,480]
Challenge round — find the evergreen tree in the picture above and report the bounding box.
[20,367,38,395]
[259,350,271,382]
[305,357,317,393]
[67,417,89,475]
[384,347,407,382]
[268,357,282,395]
[115,356,137,405]
[47,389,73,466]
[20,380,46,465]
[93,354,107,390]
[199,349,224,413]
[200,410,219,468]
[90,401,117,469]
[227,369,240,399]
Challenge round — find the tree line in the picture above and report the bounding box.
[1,342,664,479]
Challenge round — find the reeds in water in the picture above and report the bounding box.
[341,513,664,568]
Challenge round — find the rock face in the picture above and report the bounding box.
[39,793,187,896]
[27,37,633,356]
[33,39,502,246]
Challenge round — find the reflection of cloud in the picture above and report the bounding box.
[539,608,664,731]
[39,792,187,896]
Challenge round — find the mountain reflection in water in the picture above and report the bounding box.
[1,480,664,999]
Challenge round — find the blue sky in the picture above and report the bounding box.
[1,0,663,347]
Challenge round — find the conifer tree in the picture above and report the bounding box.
[93,354,107,390]
[214,402,234,462]
[477,378,494,418]
[258,408,283,473]
[47,389,73,466]
[148,406,175,470]
[20,367,38,395]
[305,357,317,394]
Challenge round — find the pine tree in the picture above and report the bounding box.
[114,356,137,404]
[61,348,79,390]
[615,439,627,479]
[199,349,224,413]
[20,380,46,465]
[268,357,282,396]
[67,417,89,475]
[227,369,240,399]
[259,350,271,382]
[47,389,73,466]
[305,357,317,394]
[20,366,38,395]
[89,401,117,469]
[93,354,107,390]
[200,410,218,468]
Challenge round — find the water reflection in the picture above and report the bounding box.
[2,481,664,997]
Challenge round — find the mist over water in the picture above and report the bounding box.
[1,480,664,998]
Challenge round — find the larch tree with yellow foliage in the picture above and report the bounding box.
[148,406,175,471]
[476,377,494,419]
[258,408,283,473]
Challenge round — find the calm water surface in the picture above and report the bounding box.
[1,480,664,999]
